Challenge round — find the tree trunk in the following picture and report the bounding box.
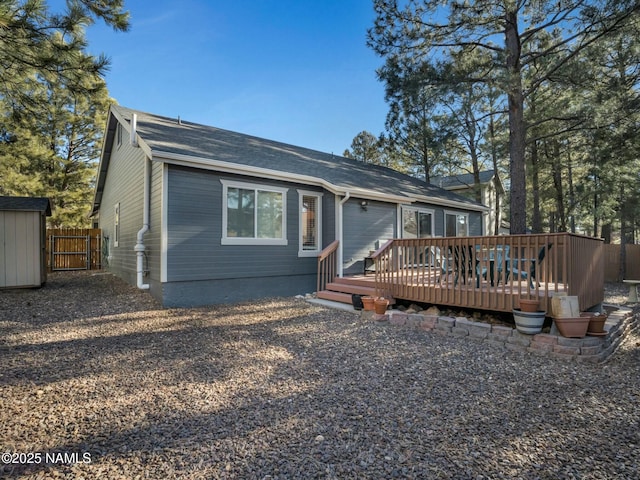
[601,223,612,243]
[489,115,501,235]
[592,154,599,237]
[550,140,566,232]
[530,139,541,233]
[567,149,576,233]
[505,9,526,234]
[619,184,627,282]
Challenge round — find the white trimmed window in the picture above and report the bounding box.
[445,211,469,237]
[401,206,434,239]
[298,190,322,256]
[221,180,288,245]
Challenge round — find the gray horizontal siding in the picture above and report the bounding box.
[341,200,483,274]
[98,129,151,285]
[161,274,317,307]
[146,161,163,283]
[469,211,483,235]
[166,165,325,283]
[322,194,336,249]
[343,199,396,274]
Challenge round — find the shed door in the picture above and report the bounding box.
[0,211,42,288]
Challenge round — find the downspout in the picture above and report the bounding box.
[337,192,350,278]
[131,113,150,290]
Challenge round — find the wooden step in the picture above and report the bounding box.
[332,276,376,288]
[325,282,376,297]
[317,290,396,306]
[316,290,354,304]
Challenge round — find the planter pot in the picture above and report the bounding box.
[374,297,389,314]
[519,298,540,313]
[351,294,363,311]
[513,309,546,335]
[361,296,375,311]
[581,312,607,334]
[553,316,590,338]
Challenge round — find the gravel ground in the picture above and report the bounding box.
[1,272,639,479]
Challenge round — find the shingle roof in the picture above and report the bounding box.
[431,170,498,189]
[100,106,485,211]
[0,196,52,215]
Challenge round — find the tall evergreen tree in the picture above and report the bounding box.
[0,0,128,226]
[368,0,639,234]
[343,131,384,165]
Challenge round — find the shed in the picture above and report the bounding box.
[0,196,52,288]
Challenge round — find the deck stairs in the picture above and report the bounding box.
[316,276,394,305]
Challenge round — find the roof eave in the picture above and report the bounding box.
[412,194,489,212]
[91,107,153,216]
[151,149,416,204]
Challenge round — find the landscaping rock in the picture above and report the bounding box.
[0,272,638,479]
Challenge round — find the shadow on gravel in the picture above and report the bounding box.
[2,272,639,478]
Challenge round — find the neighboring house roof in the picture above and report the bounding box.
[93,105,488,214]
[432,170,504,194]
[0,196,52,215]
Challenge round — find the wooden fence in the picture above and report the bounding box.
[46,228,102,272]
[603,244,640,281]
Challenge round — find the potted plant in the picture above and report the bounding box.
[513,308,546,334]
[361,296,375,311]
[518,298,540,313]
[581,311,608,335]
[374,297,389,314]
[351,294,364,311]
[552,315,590,338]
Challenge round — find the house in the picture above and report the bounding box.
[0,196,52,288]
[431,170,505,235]
[92,106,488,307]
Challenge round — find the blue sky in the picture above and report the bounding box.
[80,0,389,155]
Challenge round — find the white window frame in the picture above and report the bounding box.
[444,210,470,237]
[400,205,435,239]
[221,179,288,246]
[298,190,323,257]
[113,202,120,247]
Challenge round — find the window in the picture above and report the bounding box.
[114,203,120,247]
[401,207,434,239]
[445,211,469,237]
[298,190,323,256]
[221,180,288,245]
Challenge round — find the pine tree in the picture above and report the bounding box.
[368,0,639,233]
[0,0,128,226]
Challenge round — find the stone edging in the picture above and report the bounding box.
[360,306,638,363]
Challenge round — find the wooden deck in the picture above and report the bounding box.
[318,233,604,314]
[320,274,567,313]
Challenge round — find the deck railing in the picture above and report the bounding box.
[317,240,339,293]
[373,233,604,313]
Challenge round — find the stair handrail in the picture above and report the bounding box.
[373,239,395,298]
[317,240,339,293]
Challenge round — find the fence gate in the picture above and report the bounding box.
[46,228,102,272]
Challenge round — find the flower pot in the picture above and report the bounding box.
[361,296,375,311]
[581,312,607,334]
[351,294,363,311]
[518,298,540,313]
[374,297,389,314]
[552,316,589,338]
[513,309,546,335]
